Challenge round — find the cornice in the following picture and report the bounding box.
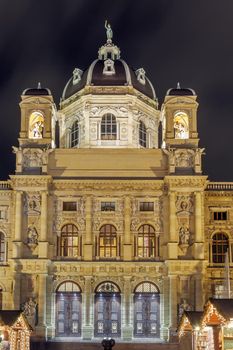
[52,179,164,192]
[164,175,208,190]
[10,175,52,190]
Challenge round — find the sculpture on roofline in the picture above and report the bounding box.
[105,20,113,42]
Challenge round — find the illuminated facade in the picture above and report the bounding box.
[0,29,232,345]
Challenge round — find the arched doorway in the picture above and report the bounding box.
[94,282,121,337]
[56,281,82,337]
[134,282,160,337]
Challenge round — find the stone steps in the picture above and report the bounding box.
[31,341,180,350]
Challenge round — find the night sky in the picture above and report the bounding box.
[1,0,233,181]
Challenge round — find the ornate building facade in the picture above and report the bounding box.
[0,28,231,344]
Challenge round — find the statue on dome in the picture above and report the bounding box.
[105,20,113,42]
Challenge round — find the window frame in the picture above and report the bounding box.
[101,114,117,140]
[139,121,147,148]
[98,224,118,259]
[0,232,6,263]
[59,224,80,258]
[211,232,229,264]
[70,120,79,148]
[62,202,77,211]
[136,225,157,259]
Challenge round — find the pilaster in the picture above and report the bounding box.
[122,276,133,340]
[13,191,23,258]
[84,196,93,260]
[36,273,47,339]
[82,276,93,339]
[39,191,49,258]
[193,191,204,259]
[167,192,178,259]
[123,196,132,261]
[169,275,178,339]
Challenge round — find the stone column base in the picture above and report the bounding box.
[123,244,132,261]
[160,325,169,341]
[38,241,49,258]
[122,325,133,341]
[167,242,178,259]
[192,242,204,259]
[35,325,47,340]
[82,325,93,340]
[83,244,93,260]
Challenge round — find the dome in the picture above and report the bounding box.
[22,83,51,96]
[166,83,196,96]
[62,39,156,101]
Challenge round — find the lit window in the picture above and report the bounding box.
[212,233,229,263]
[139,121,147,147]
[29,111,44,139]
[70,121,79,147]
[139,202,154,212]
[174,111,189,139]
[213,211,227,221]
[137,225,156,258]
[99,225,117,258]
[59,224,80,258]
[101,202,115,211]
[63,202,77,211]
[101,114,117,140]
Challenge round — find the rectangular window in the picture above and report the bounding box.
[101,202,115,212]
[0,211,5,219]
[213,211,227,221]
[139,202,154,212]
[63,202,77,211]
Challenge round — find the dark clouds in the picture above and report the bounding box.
[1,0,233,180]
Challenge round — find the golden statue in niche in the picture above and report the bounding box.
[28,111,44,139]
[173,111,189,139]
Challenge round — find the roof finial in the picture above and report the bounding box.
[37,82,41,89]
[105,20,113,43]
[177,82,181,89]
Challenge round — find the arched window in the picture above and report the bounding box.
[212,232,229,263]
[137,225,156,258]
[29,111,44,139]
[95,282,121,337]
[70,120,79,148]
[174,111,189,139]
[59,224,80,258]
[101,114,117,140]
[134,282,160,337]
[139,121,147,147]
[0,232,6,263]
[99,224,117,258]
[56,281,82,336]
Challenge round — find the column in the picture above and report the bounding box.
[82,276,93,339]
[84,196,93,260]
[167,192,178,259]
[36,273,47,338]
[13,191,23,258]
[122,276,133,340]
[39,191,49,258]
[161,276,170,341]
[193,192,204,259]
[169,275,178,341]
[123,196,132,260]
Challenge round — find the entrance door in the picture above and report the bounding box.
[134,282,160,337]
[95,282,121,337]
[56,281,82,337]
